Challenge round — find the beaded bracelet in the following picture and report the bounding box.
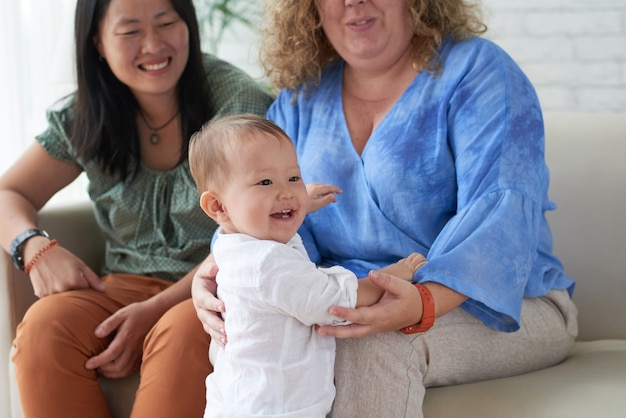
[24,239,58,275]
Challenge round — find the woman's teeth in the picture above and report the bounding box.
[143,60,168,71]
[352,19,369,26]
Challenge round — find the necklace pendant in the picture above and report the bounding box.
[149,133,159,145]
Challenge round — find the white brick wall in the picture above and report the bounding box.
[482,0,626,112]
[211,1,626,112]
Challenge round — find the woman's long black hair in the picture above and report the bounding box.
[72,0,209,180]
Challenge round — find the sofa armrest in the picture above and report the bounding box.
[1,201,105,418]
[544,113,626,341]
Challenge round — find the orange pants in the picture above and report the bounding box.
[12,274,212,418]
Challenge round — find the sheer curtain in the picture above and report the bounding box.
[0,0,86,205]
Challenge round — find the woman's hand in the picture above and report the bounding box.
[85,299,163,379]
[192,256,228,347]
[28,244,104,298]
[317,270,424,338]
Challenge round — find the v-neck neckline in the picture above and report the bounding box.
[336,61,421,159]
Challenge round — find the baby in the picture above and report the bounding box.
[188,114,425,418]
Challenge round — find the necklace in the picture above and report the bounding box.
[138,109,180,145]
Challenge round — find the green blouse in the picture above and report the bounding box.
[36,54,274,282]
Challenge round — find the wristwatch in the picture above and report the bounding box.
[10,229,50,271]
[400,283,435,334]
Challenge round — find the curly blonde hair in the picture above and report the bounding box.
[259,0,487,93]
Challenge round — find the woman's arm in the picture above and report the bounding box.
[317,271,467,338]
[0,143,104,296]
[0,143,79,246]
[190,252,459,342]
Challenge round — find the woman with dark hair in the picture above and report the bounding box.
[0,0,273,416]
[193,0,578,416]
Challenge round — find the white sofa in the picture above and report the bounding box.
[2,113,626,418]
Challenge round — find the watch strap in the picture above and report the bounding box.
[10,229,50,271]
[400,283,435,334]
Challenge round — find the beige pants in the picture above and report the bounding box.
[330,289,578,418]
[12,274,212,418]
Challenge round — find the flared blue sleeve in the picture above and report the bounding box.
[413,39,572,331]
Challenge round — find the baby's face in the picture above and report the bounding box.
[218,134,308,244]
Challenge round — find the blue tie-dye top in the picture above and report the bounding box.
[267,36,574,332]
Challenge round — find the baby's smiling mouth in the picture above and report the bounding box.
[271,209,294,219]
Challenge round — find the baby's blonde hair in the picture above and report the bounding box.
[188,114,293,193]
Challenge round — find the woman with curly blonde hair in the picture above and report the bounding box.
[260,0,486,92]
[193,0,578,416]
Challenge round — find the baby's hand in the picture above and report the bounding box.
[306,183,342,214]
[398,253,428,274]
[380,253,427,281]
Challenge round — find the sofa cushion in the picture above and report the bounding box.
[423,340,626,418]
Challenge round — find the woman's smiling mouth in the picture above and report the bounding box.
[140,58,170,72]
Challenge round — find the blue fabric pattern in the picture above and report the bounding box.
[267,36,574,332]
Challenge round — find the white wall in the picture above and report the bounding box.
[482,0,626,112]
[0,0,82,204]
[0,0,76,177]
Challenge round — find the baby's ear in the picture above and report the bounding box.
[200,191,229,223]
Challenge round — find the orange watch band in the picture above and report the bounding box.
[400,283,435,334]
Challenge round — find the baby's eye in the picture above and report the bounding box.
[289,176,301,182]
[258,179,272,186]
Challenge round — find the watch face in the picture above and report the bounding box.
[11,253,24,270]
